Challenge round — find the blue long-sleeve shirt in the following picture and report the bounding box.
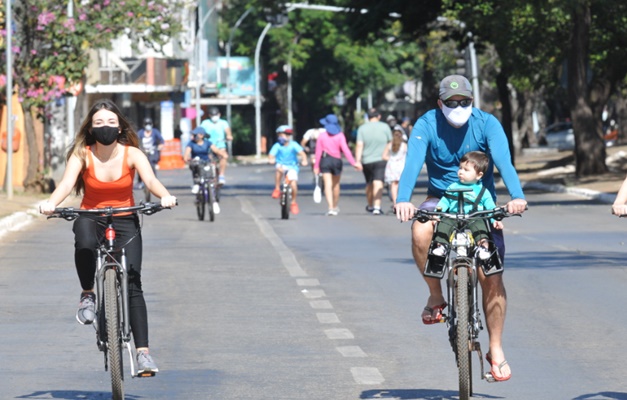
[397,108,525,204]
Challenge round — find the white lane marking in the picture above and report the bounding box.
[324,328,354,339]
[310,300,333,309]
[336,346,367,357]
[301,289,326,299]
[296,278,320,286]
[351,367,385,384]
[317,313,340,324]
[240,198,308,278]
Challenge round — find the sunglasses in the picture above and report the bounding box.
[443,99,473,108]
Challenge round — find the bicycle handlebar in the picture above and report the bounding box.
[48,202,173,221]
[412,206,524,224]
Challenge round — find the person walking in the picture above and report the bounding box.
[135,117,164,189]
[200,107,232,185]
[313,114,361,216]
[39,99,178,375]
[395,75,527,382]
[382,125,408,206]
[355,108,392,215]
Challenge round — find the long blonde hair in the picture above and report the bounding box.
[68,99,139,195]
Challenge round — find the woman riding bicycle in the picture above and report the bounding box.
[39,99,177,375]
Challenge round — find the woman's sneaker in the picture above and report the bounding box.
[76,292,96,325]
[137,350,159,375]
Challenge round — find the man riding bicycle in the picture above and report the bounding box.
[395,75,527,382]
[200,107,232,185]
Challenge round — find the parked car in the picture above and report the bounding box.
[539,122,574,150]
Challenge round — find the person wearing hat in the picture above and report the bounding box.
[395,75,528,382]
[355,107,393,215]
[200,107,232,185]
[183,126,228,214]
[313,114,361,216]
[136,117,165,189]
[268,125,308,215]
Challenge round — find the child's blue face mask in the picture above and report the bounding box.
[278,136,288,145]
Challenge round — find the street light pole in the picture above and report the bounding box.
[254,22,272,158]
[195,3,219,127]
[226,7,254,128]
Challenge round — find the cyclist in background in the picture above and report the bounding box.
[200,107,232,185]
[268,125,308,215]
[136,117,164,189]
[38,99,177,375]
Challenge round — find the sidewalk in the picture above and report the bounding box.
[2,146,626,237]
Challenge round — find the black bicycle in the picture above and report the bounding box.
[279,168,294,220]
[48,202,171,400]
[413,189,522,400]
[191,158,220,222]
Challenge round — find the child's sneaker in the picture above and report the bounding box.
[191,184,199,194]
[290,202,300,215]
[271,188,281,199]
[432,245,446,257]
[476,246,491,260]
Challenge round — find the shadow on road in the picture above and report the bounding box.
[17,391,141,399]
[506,250,627,270]
[360,388,503,399]
[573,392,627,400]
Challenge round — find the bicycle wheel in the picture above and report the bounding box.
[208,184,215,222]
[456,265,471,400]
[105,268,124,400]
[196,189,205,221]
[280,186,289,220]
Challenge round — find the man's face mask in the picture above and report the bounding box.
[441,100,473,127]
[144,124,152,131]
[210,115,219,122]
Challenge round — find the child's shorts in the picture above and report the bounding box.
[276,164,299,181]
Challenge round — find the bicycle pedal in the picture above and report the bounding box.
[484,372,497,383]
[137,370,156,378]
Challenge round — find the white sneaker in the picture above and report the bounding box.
[212,201,221,214]
[326,208,338,216]
[476,247,491,260]
[191,184,199,194]
[432,245,446,257]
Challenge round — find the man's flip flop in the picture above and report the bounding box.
[486,353,511,382]
[421,302,447,324]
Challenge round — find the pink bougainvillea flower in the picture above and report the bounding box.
[37,11,56,26]
[79,13,87,21]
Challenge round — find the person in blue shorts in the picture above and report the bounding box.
[395,75,527,382]
[268,125,308,215]
[200,107,232,185]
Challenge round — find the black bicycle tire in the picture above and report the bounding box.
[456,265,471,400]
[105,268,124,400]
[208,184,215,222]
[196,190,205,221]
[281,187,289,220]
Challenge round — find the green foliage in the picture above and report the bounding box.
[1,0,191,112]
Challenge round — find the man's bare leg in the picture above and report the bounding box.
[478,271,511,379]
[372,180,384,209]
[365,183,373,208]
[411,221,446,321]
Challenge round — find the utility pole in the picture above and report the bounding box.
[5,0,13,198]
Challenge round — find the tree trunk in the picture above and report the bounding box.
[22,106,43,192]
[495,71,515,164]
[568,2,607,176]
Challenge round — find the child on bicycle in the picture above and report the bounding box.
[268,125,308,215]
[38,99,177,375]
[430,151,503,262]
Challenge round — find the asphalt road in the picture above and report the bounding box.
[1,163,626,400]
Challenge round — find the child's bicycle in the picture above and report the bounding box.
[412,188,523,400]
[48,202,172,400]
[191,157,219,222]
[279,167,294,220]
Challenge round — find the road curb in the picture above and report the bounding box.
[522,181,615,204]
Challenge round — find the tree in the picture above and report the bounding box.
[1,0,191,191]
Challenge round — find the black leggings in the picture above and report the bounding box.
[73,214,149,348]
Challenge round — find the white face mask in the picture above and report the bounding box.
[210,116,219,122]
[441,104,473,127]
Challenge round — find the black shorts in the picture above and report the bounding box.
[320,155,343,175]
[362,160,387,183]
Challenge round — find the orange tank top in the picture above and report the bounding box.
[81,146,136,210]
